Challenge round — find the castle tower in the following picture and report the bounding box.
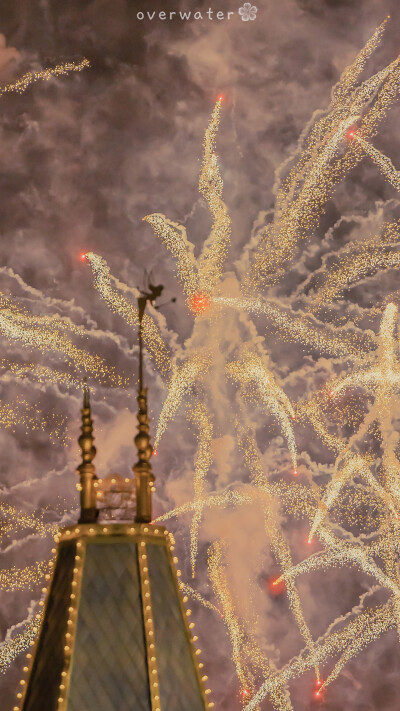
[14,301,213,711]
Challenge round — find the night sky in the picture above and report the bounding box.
[1,1,400,710]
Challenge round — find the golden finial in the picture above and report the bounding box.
[77,379,98,523]
[133,289,160,522]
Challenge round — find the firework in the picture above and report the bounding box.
[0,59,90,98]
[353,134,400,192]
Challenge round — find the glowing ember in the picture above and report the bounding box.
[79,252,87,262]
[188,293,211,314]
[267,576,286,597]
[346,125,357,141]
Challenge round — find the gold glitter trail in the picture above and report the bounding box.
[0,611,43,673]
[144,99,231,301]
[249,22,400,289]
[0,503,58,543]
[238,427,320,681]
[213,296,374,357]
[84,252,171,376]
[308,452,396,541]
[310,221,400,312]
[0,295,114,381]
[276,536,400,598]
[0,59,90,98]
[0,560,52,592]
[177,580,222,616]
[0,396,66,440]
[306,303,400,538]
[331,18,388,102]
[244,601,395,711]
[208,541,250,695]
[142,215,198,297]
[154,352,210,448]
[197,99,231,294]
[1,360,97,390]
[208,541,293,711]
[228,356,297,469]
[187,401,213,577]
[354,134,400,192]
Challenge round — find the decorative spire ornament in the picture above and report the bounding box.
[77,379,98,523]
[133,294,156,522]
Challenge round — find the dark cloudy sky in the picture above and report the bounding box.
[0,1,400,710]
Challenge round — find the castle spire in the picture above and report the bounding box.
[77,379,98,523]
[133,296,155,522]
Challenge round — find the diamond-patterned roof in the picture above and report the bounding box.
[19,524,209,711]
[68,541,151,711]
[148,543,205,711]
[22,543,77,711]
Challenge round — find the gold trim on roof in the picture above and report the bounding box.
[56,539,86,711]
[18,523,215,711]
[138,539,161,711]
[164,539,215,710]
[16,546,59,711]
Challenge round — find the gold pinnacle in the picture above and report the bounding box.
[77,380,98,523]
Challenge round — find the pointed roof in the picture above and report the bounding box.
[15,293,214,711]
[18,524,212,711]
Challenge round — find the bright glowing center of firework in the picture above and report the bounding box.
[269,576,286,596]
[188,293,211,314]
[80,252,88,261]
[346,126,357,141]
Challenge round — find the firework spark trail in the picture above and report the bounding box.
[213,296,374,357]
[144,99,231,308]
[229,356,297,470]
[0,503,58,543]
[0,559,52,592]
[197,98,232,294]
[178,580,222,616]
[156,476,400,640]
[276,536,400,597]
[208,541,250,694]
[249,27,400,289]
[0,395,66,439]
[354,134,400,192]
[238,426,321,681]
[187,401,213,577]
[158,481,398,599]
[267,17,388,200]
[0,295,118,383]
[331,18,389,102]
[84,252,171,376]
[309,221,400,312]
[308,452,397,541]
[208,541,293,711]
[0,610,43,674]
[321,599,396,690]
[154,352,210,449]
[142,215,198,297]
[243,601,395,711]
[0,59,90,98]
[306,303,400,539]
[1,361,93,390]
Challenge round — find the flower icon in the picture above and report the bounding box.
[238,2,258,21]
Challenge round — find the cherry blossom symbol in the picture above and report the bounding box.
[238,3,258,21]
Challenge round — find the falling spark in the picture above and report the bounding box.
[354,134,400,192]
[0,59,90,98]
